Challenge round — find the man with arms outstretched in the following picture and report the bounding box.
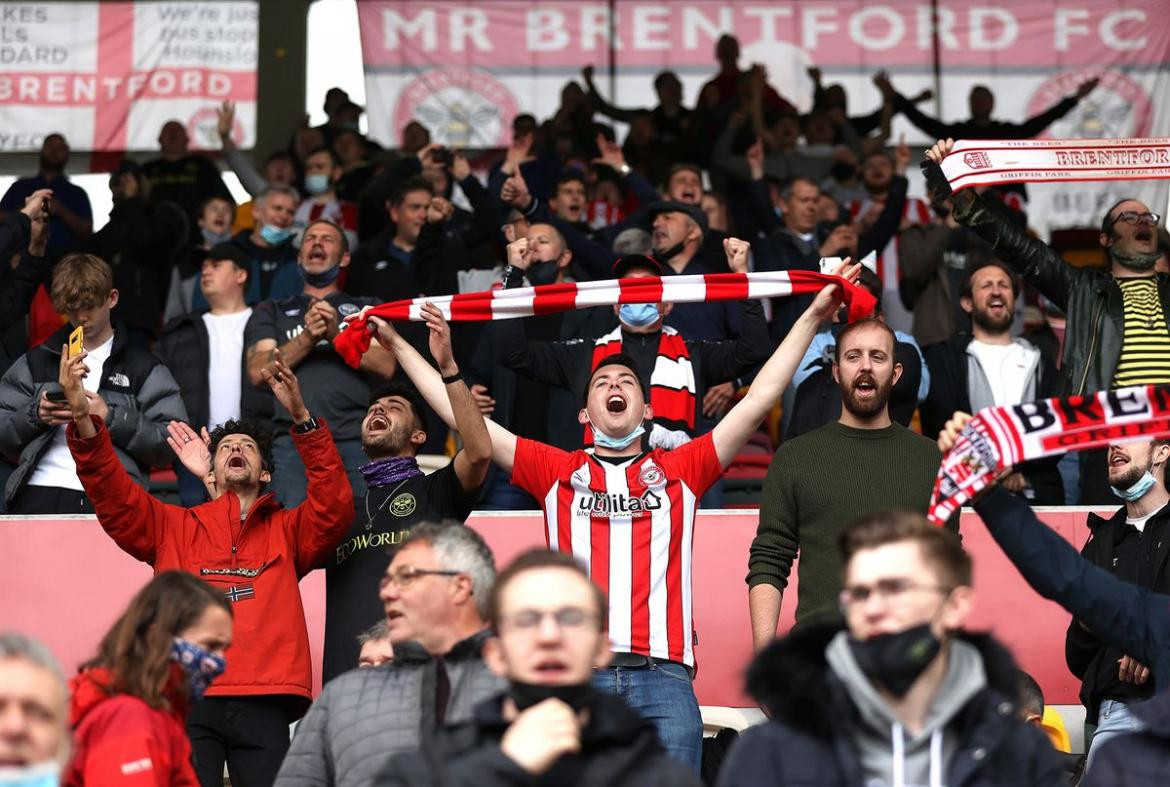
[365,261,862,773]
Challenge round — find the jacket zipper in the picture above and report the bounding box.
[1077,298,1105,396]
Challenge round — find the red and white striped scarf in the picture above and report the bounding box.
[585,325,695,445]
[334,270,875,367]
[928,385,1170,524]
[938,138,1170,193]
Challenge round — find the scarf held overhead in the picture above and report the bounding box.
[938,138,1170,193]
[333,270,875,368]
[928,385,1170,525]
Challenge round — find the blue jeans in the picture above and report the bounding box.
[1087,699,1145,769]
[479,467,537,511]
[592,662,703,774]
[271,433,367,508]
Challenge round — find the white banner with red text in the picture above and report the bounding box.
[0,1,257,152]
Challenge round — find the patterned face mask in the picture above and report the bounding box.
[170,638,226,702]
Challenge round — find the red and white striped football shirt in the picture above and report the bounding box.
[511,434,723,667]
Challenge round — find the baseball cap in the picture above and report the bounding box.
[611,254,666,278]
[646,200,708,237]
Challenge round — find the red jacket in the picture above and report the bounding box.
[66,418,354,711]
[64,667,198,787]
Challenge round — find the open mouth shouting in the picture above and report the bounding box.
[367,414,390,434]
[226,455,248,471]
[1135,227,1154,244]
[852,374,877,398]
[1109,450,1130,469]
[306,244,329,264]
[606,393,628,413]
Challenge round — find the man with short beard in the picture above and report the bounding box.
[245,219,398,506]
[920,260,1062,504]
[749,318,949,651]
[321,367,490,683]
[924,138,1170,502]
[1065,437,1170,768]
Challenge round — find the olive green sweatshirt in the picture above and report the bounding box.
[747,420,952,622]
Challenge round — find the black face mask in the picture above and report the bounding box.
[654,240,686,263]
[509,680,597,712]
[847,623,942,697]
[527,260,561,287]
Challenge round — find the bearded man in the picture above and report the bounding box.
[748,318,950,651]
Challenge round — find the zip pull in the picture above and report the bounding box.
[231,545,237,554]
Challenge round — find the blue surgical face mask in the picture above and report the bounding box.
[619,302,661,328]
[170,638,227,703]
[304,173,331,196]
[297,263,342,287]
[259,223,293,245]
[1112,470,1158,502]
[0,762,62,787]
[201,227,231,246]
[592,422,646,450]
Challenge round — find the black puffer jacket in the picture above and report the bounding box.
[717,622,1065,787]
[945,182,1170,396]
[377,691,701,787]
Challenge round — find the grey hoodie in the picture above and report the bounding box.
[825,632,988,787]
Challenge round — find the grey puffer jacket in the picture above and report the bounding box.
[274,630,505,787]
[0,323,185,505]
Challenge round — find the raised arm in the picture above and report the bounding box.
[417,303,492,494]
[711,260,861,467]
[367,312,519,476]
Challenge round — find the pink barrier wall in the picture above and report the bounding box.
[0,508,1102,707]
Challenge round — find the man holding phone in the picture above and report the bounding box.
[0,253,185,513]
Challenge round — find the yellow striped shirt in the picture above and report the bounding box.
[1112,277,1170,388]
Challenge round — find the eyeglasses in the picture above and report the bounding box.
[379,567,462,590]
[1112,211,1160,227]
[839,578,952,609]
[499,606,599,633]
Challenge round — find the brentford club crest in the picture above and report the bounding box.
[393,68,518,147]
[638,464,666,489]
[963,151,992,170]
[1029,69,1152,139]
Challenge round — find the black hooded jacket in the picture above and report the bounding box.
[717,622,1064,787]
[377,690,701,787]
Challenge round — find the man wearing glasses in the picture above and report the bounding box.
[924,138,1170,503]
[380,549,701,785]
[719,511,1064,786]
[276,522,504,787]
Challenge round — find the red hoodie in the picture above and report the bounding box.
[66,418,354,714]
[64,667,198,787]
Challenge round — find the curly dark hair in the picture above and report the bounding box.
[207,419,273,473]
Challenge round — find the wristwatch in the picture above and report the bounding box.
[292,415,321,434]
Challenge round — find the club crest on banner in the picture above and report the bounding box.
[392,68,517,147]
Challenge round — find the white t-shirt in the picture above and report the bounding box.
[1126,504,1166,534]
[968,340,1031,407]
[28,334,115,491]
[203,308,252,430]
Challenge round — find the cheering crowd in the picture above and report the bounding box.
[2,32,1170,787]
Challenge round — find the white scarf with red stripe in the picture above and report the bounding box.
[938,138,1170,193]
[585,325,695,445]
[928,385,1170,524]
[334,270,875,367]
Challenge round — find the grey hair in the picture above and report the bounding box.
[357,618,391,646]
[255,184,300,210]
[0,632,66,684]
[613,227,653,256]
[401,521,496,617]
